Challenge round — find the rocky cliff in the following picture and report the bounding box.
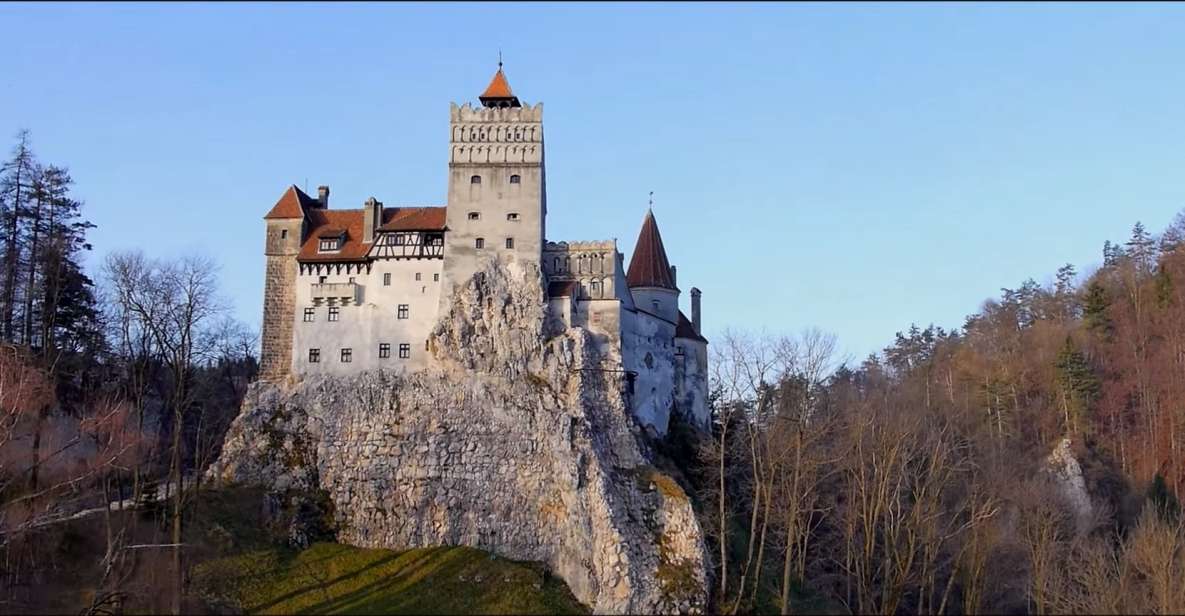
[207,261,708,613]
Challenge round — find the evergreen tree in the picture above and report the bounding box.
[0,130,38,342]
[1055,336,1100,435]
[1126,221,1156,275]
[1082,280,1113,336]
[1146,473,1181,521]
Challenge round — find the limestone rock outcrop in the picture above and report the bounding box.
[208,261,708,613]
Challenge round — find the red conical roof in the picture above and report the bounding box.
[481,68,514,99]
[626,209,678,290]
[479,64,521,108]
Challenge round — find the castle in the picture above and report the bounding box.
[258,65,708,434]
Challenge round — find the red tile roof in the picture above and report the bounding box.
[481,68,515,100]
[297,206,447,263]
[626,210,677,290]
[676,310,707,343]
[379,207,447,231]
[264,185,318,220]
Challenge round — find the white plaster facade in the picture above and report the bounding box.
[260,67,710,434]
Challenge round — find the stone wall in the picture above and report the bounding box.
[210,260,708,613]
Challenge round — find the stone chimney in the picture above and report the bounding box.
[317,185,330,208]
[363,196,382,243]
[670,265,677,287]
[691,287,702,334]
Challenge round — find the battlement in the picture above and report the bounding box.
[544,239,619,281]
[450,101,543,123]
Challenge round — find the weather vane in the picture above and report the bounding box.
[649,191,654,208]
[498,49,503,69]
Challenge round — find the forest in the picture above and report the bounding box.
[692,212,1185,613]
[1,126,1184,615]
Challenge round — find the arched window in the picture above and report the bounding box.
[510,174,521,184]
[470,175,481,184]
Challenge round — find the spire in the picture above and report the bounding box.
[479,57,521,108]
[626,208,678,290]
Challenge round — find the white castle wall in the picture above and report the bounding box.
[290,258,444,376]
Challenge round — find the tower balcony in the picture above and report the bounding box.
[310,282,362,305]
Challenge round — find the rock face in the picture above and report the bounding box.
[1045,436,1094,532]
[208,260,708,613]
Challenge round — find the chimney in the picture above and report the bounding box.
[670,265,677,287]
[691,287,702,334]
[363,196,382,243]
[317,185,330,208]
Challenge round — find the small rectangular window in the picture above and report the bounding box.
[329,306,340,322]
[505,237,515,249]
[510,174,521,184]
[475,238,484,249]
[433,273,439,282]
[506,213,519,221]
[308,348,320,363]
[319,238,339,251]
[281,229,288,239]
[397,304,409,319]
[415,273,421,281]
[348,276,355,284]
[340,348,352,363]
[399,343,411,359]
[468,212,480,220]
[379,343,391,359]
[319,276,327,283]
[383,272,391,286]
[303,307,315,322]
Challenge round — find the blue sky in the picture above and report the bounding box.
[2,2,1183,362]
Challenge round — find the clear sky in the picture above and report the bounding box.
[2,2,1183,362]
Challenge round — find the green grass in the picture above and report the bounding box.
[192,542,589,615]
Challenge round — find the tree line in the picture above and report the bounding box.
[692,211,1185,614]
[0,131,258,614]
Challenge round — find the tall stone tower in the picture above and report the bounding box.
[260,186,315,379]
[441,63,546,301]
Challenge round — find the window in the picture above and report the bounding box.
[505,237,515,249]
[393,234,406,246]
[652,300,660,313]
[470,175,481,184]
[510,174,521,184]
[340,348,352,363]
[379,343,391,359]
[308,348,320,363]
[348,276,355,284]
[328,306,340,322]
[468,212,480,220]
[319,276,327,283]
[415,273,421,281]
[506,212,519,221]
[319,238,340,251]
[399,343,411,359]
[281,229,288,239]
[426,234,443,246]
[433,273,439,282]
[303,307,315,322]
[383,272,391,286]
[397,304,409,319]
[475,238,485,249]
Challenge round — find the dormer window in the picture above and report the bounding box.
[510,175,521,184]
[318,237,341,252]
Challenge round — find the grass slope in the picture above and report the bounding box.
[192,542,588,615]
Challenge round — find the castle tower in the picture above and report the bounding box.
[259,186,314,379]
[441,63,546,300]
[627,209,680,324]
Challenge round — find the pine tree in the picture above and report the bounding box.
[1055,336,1100,435]
[1082,280,1112,336]
[0,130,38,342]
[1126,221,1156,275]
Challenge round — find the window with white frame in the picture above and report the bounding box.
[329,306,340,322]
[303,307,315,322]
[397,304,409,319]
[399,343,411,359]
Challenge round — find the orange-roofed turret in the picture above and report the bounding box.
[479,60,521,108]
[627,209,678,291]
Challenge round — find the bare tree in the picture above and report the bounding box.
[103,251,225,615]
